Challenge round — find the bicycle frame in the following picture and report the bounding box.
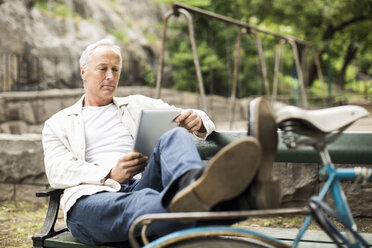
[293,144,372,247]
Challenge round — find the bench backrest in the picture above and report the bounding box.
[195,131,372,164]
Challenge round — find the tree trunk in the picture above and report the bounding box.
[336,42,359,89]
[307,60,319,87]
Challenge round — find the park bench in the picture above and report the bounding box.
[32,130,372,248]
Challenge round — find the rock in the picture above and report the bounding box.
[0,183,14,201]
[0,0,164,91]
[274,162,319,207]
[0,133,46,185]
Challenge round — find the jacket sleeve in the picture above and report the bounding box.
[42,117,111,189]
[192,109,215,140]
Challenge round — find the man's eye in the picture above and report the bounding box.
[98,68,107,71]
[113,68,119,72]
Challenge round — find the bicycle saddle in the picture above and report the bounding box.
[276,105,369,133]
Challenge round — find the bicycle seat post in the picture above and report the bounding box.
[316,142,332,165]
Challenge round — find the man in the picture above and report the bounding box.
[42,39,276,245]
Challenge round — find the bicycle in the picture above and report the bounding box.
[128,101,371,248]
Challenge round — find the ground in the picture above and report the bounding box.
[1,201,371,247]
[0,201,49,248]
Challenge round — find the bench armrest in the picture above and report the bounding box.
[36,188,64,198]
[32,188,67,248]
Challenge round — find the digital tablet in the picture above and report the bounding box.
[132,108,181,156]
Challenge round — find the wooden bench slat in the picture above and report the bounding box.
[44,232,130,248]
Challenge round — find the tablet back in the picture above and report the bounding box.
[132,108,181,156]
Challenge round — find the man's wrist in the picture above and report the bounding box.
[101,170,111,184]
[198,124,206,133]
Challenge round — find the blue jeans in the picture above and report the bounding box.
[67,128,205,245]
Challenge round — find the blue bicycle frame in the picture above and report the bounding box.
[294,146,372,248]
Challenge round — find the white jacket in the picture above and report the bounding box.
[42,94,215,217]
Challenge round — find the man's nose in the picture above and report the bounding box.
[106,70,114,80]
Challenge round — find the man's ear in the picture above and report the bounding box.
[80,66,86,82]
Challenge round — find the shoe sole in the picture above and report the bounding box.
[248,97,278,181]
[253,178,281,209]
[169,138,261,212]
[248,97,281,209]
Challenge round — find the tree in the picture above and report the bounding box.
[213,0,372,90]
[155,0,372,97]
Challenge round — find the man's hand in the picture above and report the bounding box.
[175,109,206,133]
[108,152,148,183]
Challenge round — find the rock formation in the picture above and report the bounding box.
[0,0,165,91]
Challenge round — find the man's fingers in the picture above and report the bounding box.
[110,152,148,183]
[182,119,199,132]
[128,163,146,175]
[175,109,192,124]
[119,152,146,162]
[175,109,203,133]
[188,123,200,133]
[117,154,148,169]
[126,152,143,160]
[178,111,195,125]
[177,111,202,132]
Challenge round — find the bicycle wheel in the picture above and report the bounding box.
[143,226,289,248]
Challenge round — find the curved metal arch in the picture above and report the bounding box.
[251,29,271,98]
[272,39,287,102]
[155,9,208,113]
[272,39,326,107]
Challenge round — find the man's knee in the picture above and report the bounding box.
[161,127,190,142]
[168,126,189,136]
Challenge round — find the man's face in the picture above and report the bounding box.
[81,45,121,106]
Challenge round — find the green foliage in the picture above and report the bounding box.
[144,32,159,44]
[308,79,327,97]
[345,65,372,95]
[167,40,197,91]
[142,64,156,87]
[156,0,372,102]
[109,29,131,44]
[34,0,73,17]
[154,0,211,7]
[166,37,224,93]
[357,45,372,76]
[53,2,71,17]
[34,0,48,11]
[100,0,121,9]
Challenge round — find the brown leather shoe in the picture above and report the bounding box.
[169,137,261,212]
[248,97,281,209]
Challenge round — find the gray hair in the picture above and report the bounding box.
[79,39,122,71]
